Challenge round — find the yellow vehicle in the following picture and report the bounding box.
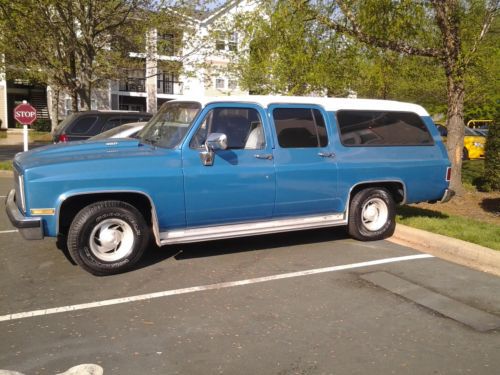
[467,119,492,137]
[436,124,485,160]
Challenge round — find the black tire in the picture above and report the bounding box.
[462,147,469,160]
[67,200,149,276]
[348,188,396,241]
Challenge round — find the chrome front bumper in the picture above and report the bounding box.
[5,189,44,240]
[440,189,455,203]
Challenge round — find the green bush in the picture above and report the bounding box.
[481,121,500,191]
[32,119,51,132]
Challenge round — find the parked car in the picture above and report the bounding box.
[7,96,453,275]
[89,122,147,141]
[436,124,485,160]
[52,111,152,143]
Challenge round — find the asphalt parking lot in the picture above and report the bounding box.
[1,175,500,374]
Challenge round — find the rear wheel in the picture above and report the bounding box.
[67,200,149,276]
[348,188,396,241]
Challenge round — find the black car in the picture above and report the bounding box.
[52,110,152,143]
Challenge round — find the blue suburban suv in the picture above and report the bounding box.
[6,96,454,275]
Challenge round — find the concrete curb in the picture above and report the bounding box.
[389,224,500,277]
[0,170,13,177]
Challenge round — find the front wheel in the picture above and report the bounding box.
[67,200,149,276]
[348,188,396,241]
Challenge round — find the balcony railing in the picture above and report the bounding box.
[157,79,182,95]
[119,78,146,92]
[118,78,183,95]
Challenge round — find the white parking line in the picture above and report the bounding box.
[0,230,18,234]
[0,254,433,323]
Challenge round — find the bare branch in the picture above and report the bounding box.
[463,2,498,66]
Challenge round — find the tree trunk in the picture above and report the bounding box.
[71,90,79,112]
[445,72,465,195]
[48,86,60,132]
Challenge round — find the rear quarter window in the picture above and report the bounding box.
[336,110,433,146]
[69,116,99,135]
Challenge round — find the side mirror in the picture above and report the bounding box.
[206,133,228,151]
[200,133,228,166]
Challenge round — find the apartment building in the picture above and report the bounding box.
[0,0,255,129]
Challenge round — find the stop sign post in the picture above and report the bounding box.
[13,101,37,151]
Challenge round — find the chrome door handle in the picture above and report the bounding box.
[254,153,273,160]
[318,152,335,158]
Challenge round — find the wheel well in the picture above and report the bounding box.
[349,182,405,206]
[58,192,153,236]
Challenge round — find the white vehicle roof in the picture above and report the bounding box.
[169,95,430,117]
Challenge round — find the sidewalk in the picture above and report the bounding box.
[0,130,50,162]
[0,129,24,145]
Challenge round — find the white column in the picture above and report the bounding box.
[146,29,158,114]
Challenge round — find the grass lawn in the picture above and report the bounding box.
[29,131,52,142]
[0,161,12,171]
[396,205,499,250]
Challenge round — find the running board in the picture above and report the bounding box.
[159,213,347,245]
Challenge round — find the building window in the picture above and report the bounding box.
[228,33,238,52]
[216,39,226,51]
[157,71,179,94]
[158,33,181,56]
[215,32,238,52]
[228,80,238,90]
[65,98,72,115]
[215,78,225,89]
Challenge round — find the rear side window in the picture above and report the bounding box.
[273,108,328,148]
[69,116,99,134]
[337,110,433,146]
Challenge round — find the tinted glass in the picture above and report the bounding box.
[191,107,263,149]
[337,110,433,146]
[70,116,99,135]
[273,108,328,148]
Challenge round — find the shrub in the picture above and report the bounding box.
[481,121,500,191]
[32,119,52,132]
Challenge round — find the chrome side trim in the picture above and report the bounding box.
[159,213,347,245]
[57,190,161,247]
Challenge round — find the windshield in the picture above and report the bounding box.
[138,101,201,148]
[91,123,145,140]
[54,112,77,132]
[465,127,481,136]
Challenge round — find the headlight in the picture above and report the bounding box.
[473,142,484,148]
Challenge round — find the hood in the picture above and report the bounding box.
[14,139,159,172]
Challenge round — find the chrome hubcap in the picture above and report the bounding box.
[89,219,134,262]
[361,198,388,232]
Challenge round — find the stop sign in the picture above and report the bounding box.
[13,102,37,125]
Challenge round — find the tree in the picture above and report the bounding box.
[0,0,150,118]
[306,0,498,193]
[235,0,498,193]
